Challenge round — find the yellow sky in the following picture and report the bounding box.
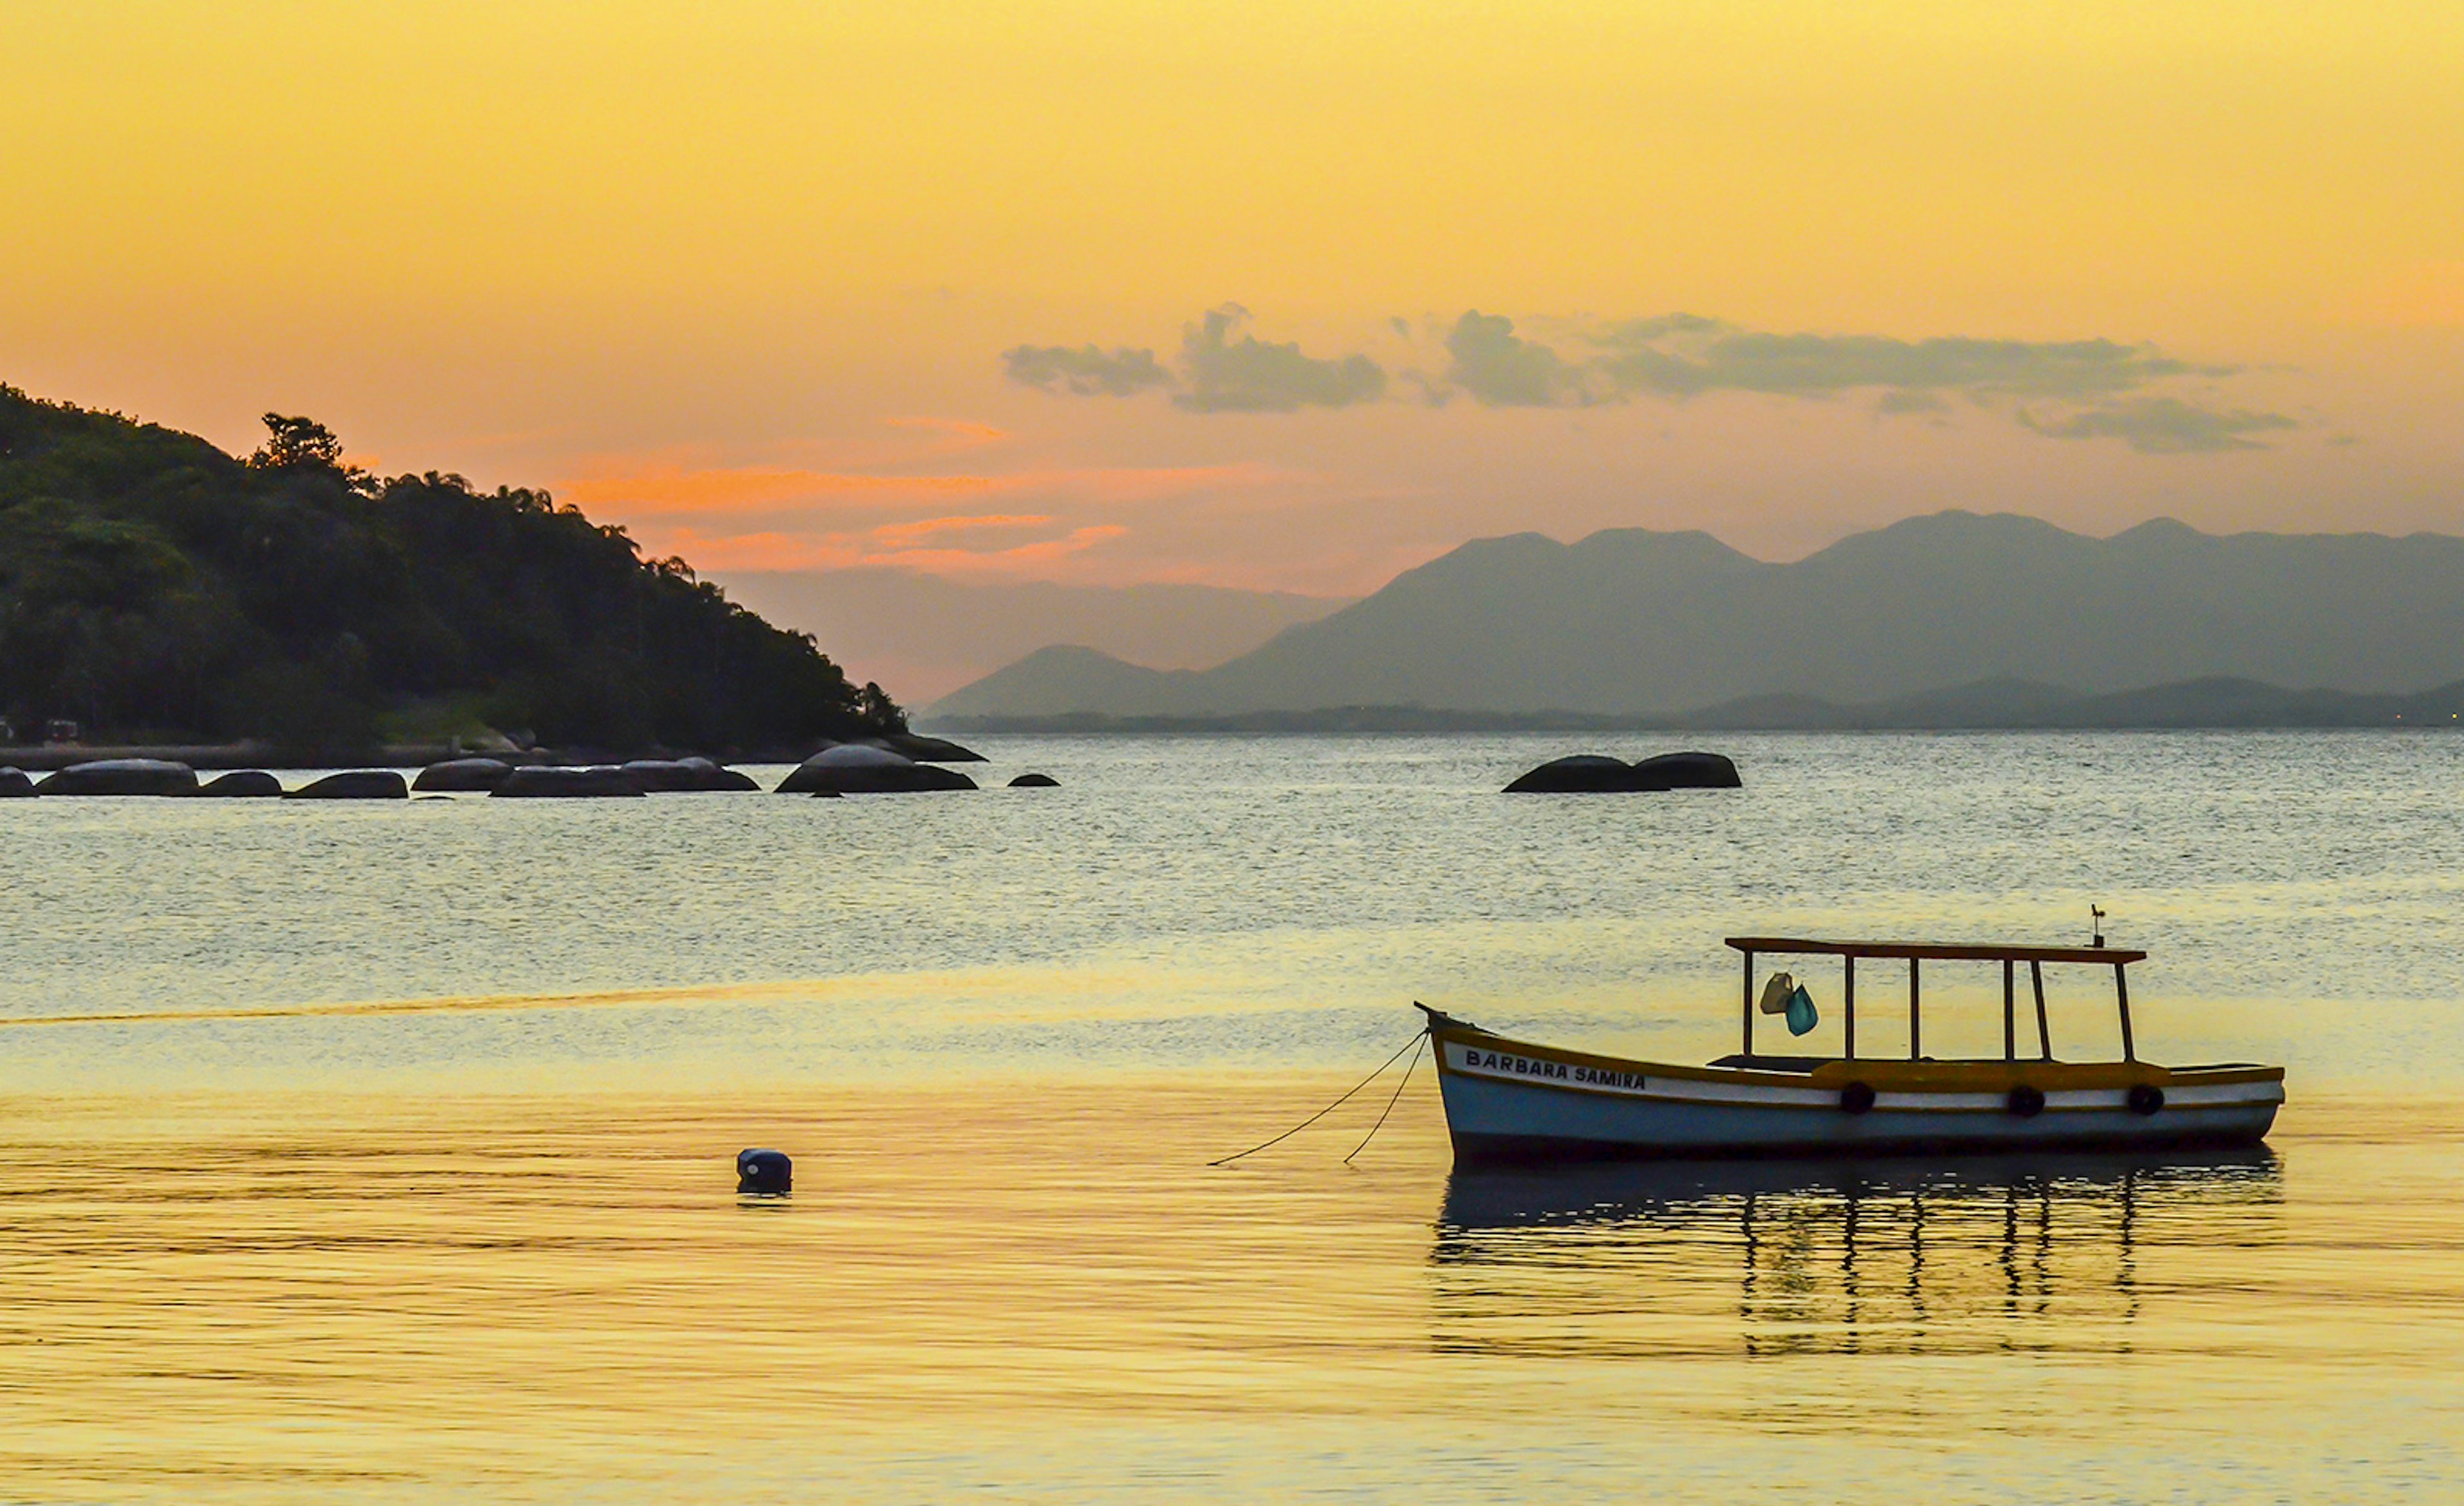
[6,2,2460,594]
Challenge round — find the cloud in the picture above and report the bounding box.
[563,461,1286,519]
[1444,311,1588,407]
[1176,304,1387,413]
[2018,397,2298,454]
[1876,388,1950,415]
[651,522,1129,576]
[1001,343,1171,396]
[869,513,1054,548]
[1004,306,1386,413]
[995,307,2286,452]
[1595,321,2208,400]
[564,467,1005,516]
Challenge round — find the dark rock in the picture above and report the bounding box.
[878,733,986,764]
[413,757,513,792]
[1503,755,1635,794]
[809,788,843,799]
[287,770,409,800]
[1503,750,1743,793]
[621,757,759,792]
[35,759,199,796]
[198,769,284,798]
[801,733,986,765]
[776,744,977,794]
[0,767,34,798]
[621,758,701,792]
[491,765,646,798]
[1008,773,1060,787]
[1629,750,1743,789]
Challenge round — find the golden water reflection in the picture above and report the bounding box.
[0,1082,2453,1502]
[1434,1151,2282,1359]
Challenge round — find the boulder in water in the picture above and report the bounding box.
[1502,755,1634,794]
[198,769,284,798]
[879,733,986,764]
[0,767,35,798]
[492,765,646,798]
[1629,750,1742,790]
[1504,751,1742,793]
[777,743,977,794]
[1008,773,1060,787]
[621,757,759,792]
[413,758,513,792]
[805,733,985,765]
[287,770,409,800]
[35,759,198,796]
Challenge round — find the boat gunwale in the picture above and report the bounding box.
[1428,1022,2287,1093]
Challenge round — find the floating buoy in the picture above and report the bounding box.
[2006,1084,2046,1119]
[737,1148,791,1194]
[2126,1082,2166,1116]
[1837,1081,1877,1115]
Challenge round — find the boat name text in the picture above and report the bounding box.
[1455,1047,1647,1093]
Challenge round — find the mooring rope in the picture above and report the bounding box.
[1208,1029,1426,1167]
[1343,1034,1427,1165]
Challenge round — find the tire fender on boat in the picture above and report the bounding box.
[2006,1084,2046,1118]
[1838,1081,1877,1115]
[2126,1082,2166,1116]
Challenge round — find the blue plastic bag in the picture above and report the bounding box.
[1785,984,1819,1037]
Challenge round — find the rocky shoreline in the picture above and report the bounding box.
[0,735,1063,800]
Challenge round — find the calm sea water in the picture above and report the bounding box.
[2,733,2460,1501]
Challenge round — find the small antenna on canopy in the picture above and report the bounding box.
[2091,903,2107,948]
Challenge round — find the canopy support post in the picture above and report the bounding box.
[2031,960,2051,1060]
[2115,963,2135,1062]
[1844,955,1856,1059]
[2003,959,2015,1061]
[1908,957,1922,1061]
[1741,949,1754,1060]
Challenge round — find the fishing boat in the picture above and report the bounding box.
[1422,936,2285,1163]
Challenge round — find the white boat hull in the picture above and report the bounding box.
[1435,1034,2284,1163]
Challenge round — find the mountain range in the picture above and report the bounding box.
[714,569,1347,703]
[926,512,2464,724]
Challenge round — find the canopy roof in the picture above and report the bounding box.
[1725,937,2146,966]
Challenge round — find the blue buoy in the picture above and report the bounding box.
[737,1147,792,1195]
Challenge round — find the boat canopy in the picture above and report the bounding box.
[1725,937,2145,965]
[1724,936,2144,1065]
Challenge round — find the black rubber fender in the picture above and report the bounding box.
[1838,1081,1877,1115]
[2006,1084,2046,1119]
[2126,1082,2166,1117]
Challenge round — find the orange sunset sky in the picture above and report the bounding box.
[7,2,2461,601]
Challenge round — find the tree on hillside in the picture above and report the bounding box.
[248,413,344,470]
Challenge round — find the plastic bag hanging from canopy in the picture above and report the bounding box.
[1785,984,1819,1037]
[1758,971,1796,1015]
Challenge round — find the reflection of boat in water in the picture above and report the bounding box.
[1430,1149,2282,1358]
[1424,936,2286,1164]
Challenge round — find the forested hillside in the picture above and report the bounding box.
[0,387,902,751]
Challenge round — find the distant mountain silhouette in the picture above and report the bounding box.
[714,569,1347,703]
[927,513,2464,722]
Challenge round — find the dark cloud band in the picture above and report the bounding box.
[1005,307,2294,453]
[1001,344,1171,397]
[1176,305,1386,413]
